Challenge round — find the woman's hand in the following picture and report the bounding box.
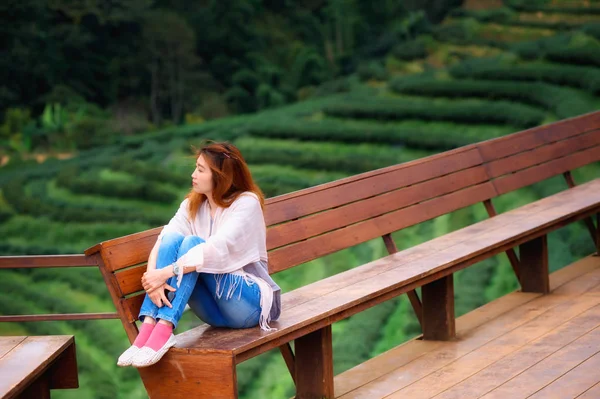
[142,268,171,293]
[147,284,174,308]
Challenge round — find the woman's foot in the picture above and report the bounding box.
[131,322,175,368]
[117,321,156,367]
[131,334,177,368]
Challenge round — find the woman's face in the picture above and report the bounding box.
[191,155,214,195]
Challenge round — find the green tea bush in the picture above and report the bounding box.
[392,39,428,61]
[546,44,600,67]
[450,59,600,94]
[235,137,424,174]
[322,98,546,128]
[510,33,574,59]
[250,165,346,198]
[450,7,514,23]
[389,77,596,118]
[247,119,477,150]
[582,22,600,39]
[55,167,177,204]
[357,61,388,81]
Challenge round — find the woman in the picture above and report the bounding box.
[117,141,281,368]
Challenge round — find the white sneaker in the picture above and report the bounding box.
[131,334,177,368]
[117,345,140,367]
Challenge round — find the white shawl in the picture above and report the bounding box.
[159,192,268,274]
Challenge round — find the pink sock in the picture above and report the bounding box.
[145,323,173,351]
[133,323,155,348]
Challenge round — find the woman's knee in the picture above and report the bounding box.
[178,235,205,257]
[161,231,184,246]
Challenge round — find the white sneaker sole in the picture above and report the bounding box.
[117,345,140,367]
[131,335,177,368]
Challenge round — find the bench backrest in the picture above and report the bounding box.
[85,111,600,342]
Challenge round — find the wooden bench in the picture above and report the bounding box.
[0,335,78,399]
[85,110,600,398]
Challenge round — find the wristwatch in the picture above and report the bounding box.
[172,263,181,276]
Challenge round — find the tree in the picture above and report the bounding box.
[142,10,202,124]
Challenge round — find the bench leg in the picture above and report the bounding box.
[138,351,237,399]
[295,325,334,399]
[422,274,455,341]
[519,235,549,294]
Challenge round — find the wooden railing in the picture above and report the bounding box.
[0,255,120,322]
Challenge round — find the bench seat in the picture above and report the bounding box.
[333,254,600,398]
[167,178,599,357]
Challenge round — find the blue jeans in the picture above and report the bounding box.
[138,232,262,329]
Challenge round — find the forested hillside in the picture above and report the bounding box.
[1,0,599,398]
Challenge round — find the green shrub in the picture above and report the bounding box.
[510,33,574,59]
[389,77,596,118]
[450,59,600,94]
[546,44,600,67]
[450,7,514,23]
[357,61,388,81]
[392,39,428,61]
[322,97,546,128]
[248,118,478,150]
[55,167,178,204]
[582,22,600,39]
[235,137,425,174]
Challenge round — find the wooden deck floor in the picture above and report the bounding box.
[335,254,600,399]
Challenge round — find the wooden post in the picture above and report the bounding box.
[295,326,334,399]
[483,199,521,282]
[563,172,597,247]
[279,343,296,384]
[138,352,237,398]
[422,274,455,341]
[382,234,423,327]
[519,235,549,294]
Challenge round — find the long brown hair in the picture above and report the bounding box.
[186,141,264,220]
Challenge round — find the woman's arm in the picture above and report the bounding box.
[146,239,160,272]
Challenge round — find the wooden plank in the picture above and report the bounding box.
[577,383,600,398]
[0,337,26,359]
[264,148,481,225]
[137,351,237,399]
[480,327,600,398]
[175,181,600,356]
[84,226,162,255]
[122,293,145,325]
[519,235,549,294]
[295,326,334,399]
[388,295,600,399]
[492,144,600,195]
[0,255,98,269]
[422,274,455,341]
[268,182,497,273]
[99,234,158,272]
[527,352,600,399]
[485,129,600,178]
[477,111,600,161]
[335,257,598,398]
[0,336,76,399]
[267,166,489,250]
[115,264,146,296]
[337,277,600,399]
[0,313,119,322]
